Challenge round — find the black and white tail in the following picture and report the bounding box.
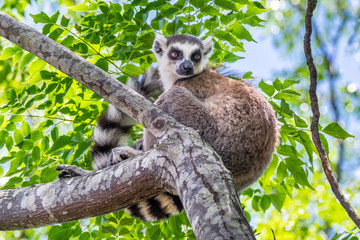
[91,67,162,170]
[91,68,184,221]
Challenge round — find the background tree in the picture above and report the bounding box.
[0,0,359,239]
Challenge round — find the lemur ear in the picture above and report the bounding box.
[202,36,214,58]
[152,34,167,57]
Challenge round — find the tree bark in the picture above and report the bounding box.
[0,12,255,239]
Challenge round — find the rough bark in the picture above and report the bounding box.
[303,0,360,229]
[0,12,255,239]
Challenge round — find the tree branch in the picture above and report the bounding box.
[0,11,167,138]
[303,0,360,229]
[0,12,255,239]
[0,150,162,230]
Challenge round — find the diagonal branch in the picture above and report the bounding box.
[303,0,360,229]
[0,11,169,138]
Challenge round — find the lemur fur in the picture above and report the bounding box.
[91,67,161,170]
[91,34,278,221]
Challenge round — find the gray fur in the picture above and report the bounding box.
[122,34,279,221]
[90,34,278,222]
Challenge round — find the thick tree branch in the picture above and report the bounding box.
[303,0,360,229]
[0,150,163,230]
[0,12,255,239]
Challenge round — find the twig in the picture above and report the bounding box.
[303,0,360,229]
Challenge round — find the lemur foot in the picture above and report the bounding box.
[56,165,92,179]
[107,146,141,166]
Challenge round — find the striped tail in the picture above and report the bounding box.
[91,67,162,170]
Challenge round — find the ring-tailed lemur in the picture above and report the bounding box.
[59,34,278,222]
[91,68,161,170]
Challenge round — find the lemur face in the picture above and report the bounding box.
[152,34,213,91]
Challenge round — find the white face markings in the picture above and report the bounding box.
[153,35,214,92]
[158,42,207,91]
[168,42,205,75]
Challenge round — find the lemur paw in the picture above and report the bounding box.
[56,165,92,179]
[107,146,140,166]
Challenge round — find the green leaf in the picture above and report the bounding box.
[60,16,70,27]
[258,80,275,97]
[319,133,329,155]
[246,4,269,17]
[29,59,47,74]
[261,154,278,185]
[144,0,166,11]
[51,127,59,142]
[9,115,23,123]
[283,79,300,89]
[21,140,34,150]
[32,146,41,160]
[61,35,75,48]
[49,226,73,240]
[202,5,220,16]
[223,52,243,63]
[30,12,52,24]
[322,122,354,140]
[2,177,23,188]
[123,64,141,76]
[270,193,286,211]
[294,114,308,128]
[277,144,299,157]
[285,157,313,189]
[166,18,184,35]
[47,136,71,154]
[49,27,64,41]
[0,130,8,142]
[276,161,287,182]
[79,232,90,240]
[22,121,31,137]
[0,47,20,60]
[31,130,44,142]
[73,141,91,161]
[297,130,315,164]
[95,58,109,72]
[68,2,97,11]
[260,194,271,211]
[6,136,14,151]
[20,53,35,69]
[205,18,219,32]
[120,217,134,226]
[14,129,24,144]
[5,122,16,131]
[214,0,238,11]
[273,78,283,90]
[280,99,293,117]
[242,71,253,79]
[50,11,60,23]
[98,2,109,15]
[189,0,204,8]
[231,23,255,41]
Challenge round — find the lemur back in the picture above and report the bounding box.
[92,34,278,221]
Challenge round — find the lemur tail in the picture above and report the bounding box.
[91,67,162,170]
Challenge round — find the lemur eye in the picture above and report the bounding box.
[171,51,179,59]
[193,55,201,61]
[191,52,201,62]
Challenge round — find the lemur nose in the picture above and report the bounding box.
[183,61,193,71]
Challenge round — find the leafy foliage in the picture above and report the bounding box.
[0,0,359,239]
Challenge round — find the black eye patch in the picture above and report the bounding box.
[169,48,182,60]
[191,50,201,62]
